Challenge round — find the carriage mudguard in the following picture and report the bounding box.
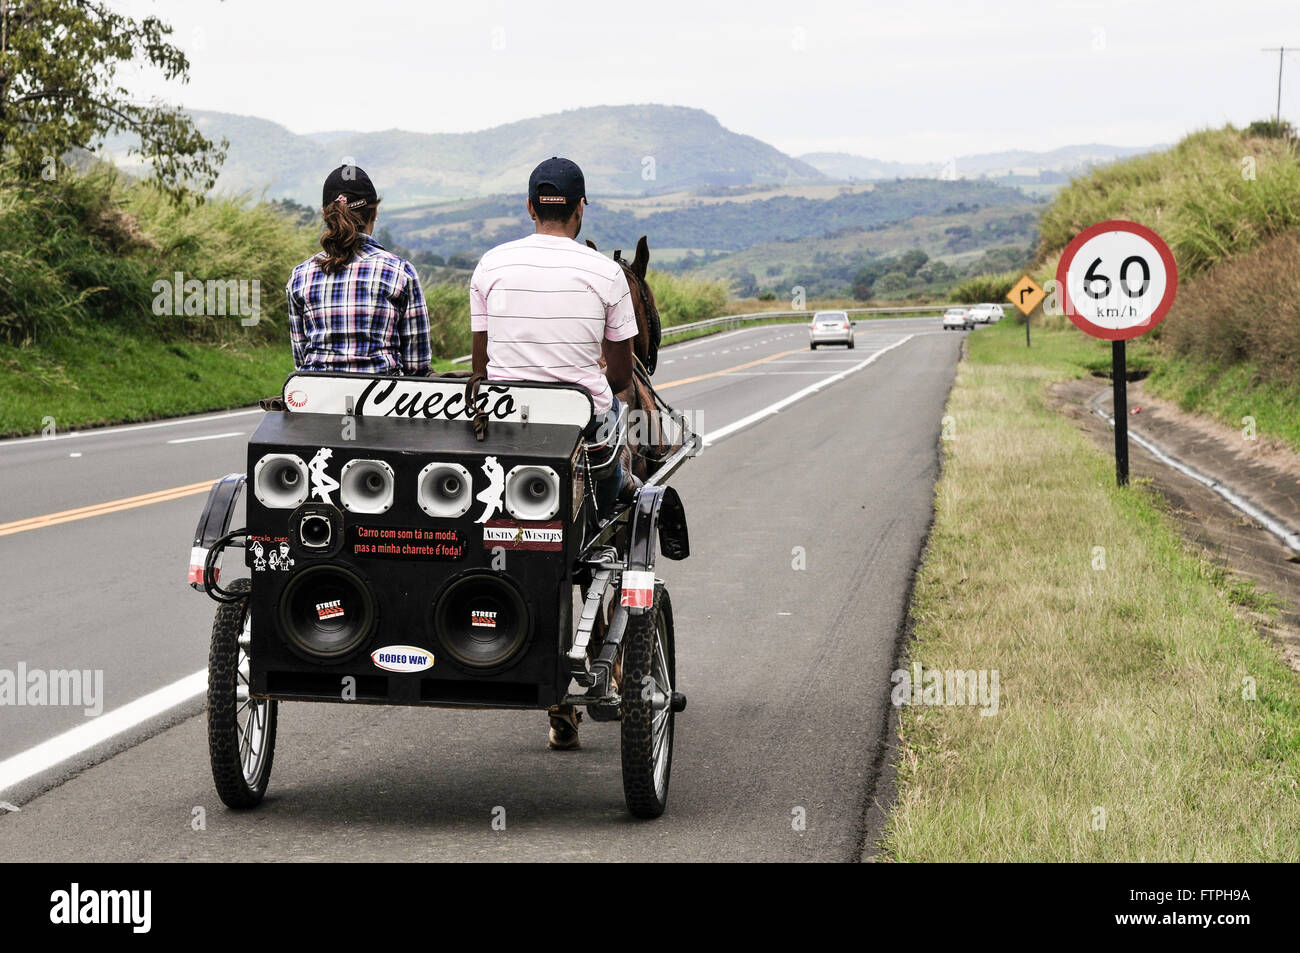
[188,472,246,589]
[626,484,691,571]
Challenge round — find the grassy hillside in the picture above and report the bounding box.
[1033,123,1300,451]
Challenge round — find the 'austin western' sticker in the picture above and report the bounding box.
[371,645,435,673]
[316,599,344,620]
[482,520,563,551]
[471,610,498,628]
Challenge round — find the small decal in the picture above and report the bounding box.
[483,520,563,551]
[371,645,435,673]
[308,447,339,505]
[249,539,294,572]
[474,455,504,523]
[620,570,655,609]
[285,389,308,409]
[316,599,345,620]
[471,610,498,628]
[348,525,466,561]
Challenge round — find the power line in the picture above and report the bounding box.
[1261,47,1299,125]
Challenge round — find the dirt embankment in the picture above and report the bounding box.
[1051,377,1300,671]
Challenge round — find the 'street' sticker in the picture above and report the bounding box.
[316,599,344,620]
[471,610,498,628]
[371,646,435,673]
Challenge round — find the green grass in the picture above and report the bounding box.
[0,325,295,435]
[1144,356,1300,454]
[881,319,1300,861]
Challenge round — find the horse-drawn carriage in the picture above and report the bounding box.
[188,239,699,818]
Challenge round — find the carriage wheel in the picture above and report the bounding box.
[620,582,677,818]
[208,578,278,808]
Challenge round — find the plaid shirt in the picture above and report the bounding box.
[287,235,431,375]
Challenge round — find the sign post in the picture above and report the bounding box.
[1007,274,1045,347]
[1057,220,1178,487]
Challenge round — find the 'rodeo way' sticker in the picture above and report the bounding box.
[482,520,563,551]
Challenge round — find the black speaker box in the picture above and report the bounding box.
[244,411,585,710]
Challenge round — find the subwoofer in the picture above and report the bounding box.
[277,564,376,660]
[432,571,530,669]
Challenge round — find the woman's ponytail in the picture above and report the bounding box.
[318,195,380,273]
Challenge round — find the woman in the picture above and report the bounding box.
[286,164,431,375]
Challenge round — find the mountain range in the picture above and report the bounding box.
[99,103,1156,209]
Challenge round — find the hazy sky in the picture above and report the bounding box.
[115,0,1300,162]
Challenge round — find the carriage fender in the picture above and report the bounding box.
[188,473,246,589]
[626,484,690,576]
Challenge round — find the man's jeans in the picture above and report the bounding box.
[590,395,626,514]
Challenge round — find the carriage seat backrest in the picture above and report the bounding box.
[280,371,595,431]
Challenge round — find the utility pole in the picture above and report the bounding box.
[1262,47,1298,126]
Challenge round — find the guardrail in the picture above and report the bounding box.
[451,303,958,363]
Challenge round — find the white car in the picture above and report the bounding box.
[968,303,1005,324]
[809,311,855,349]
[942,308,973,331]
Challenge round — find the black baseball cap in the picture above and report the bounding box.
[528,156,585,210]
[322,164,378,209]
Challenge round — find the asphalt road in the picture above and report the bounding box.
[0,316,965,860]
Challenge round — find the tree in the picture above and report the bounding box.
[731,269,758,298]
[0,1,226,200]
[897,249,929,276]
[875,271,909,295]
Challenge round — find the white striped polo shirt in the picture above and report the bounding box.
[469,233,638,414]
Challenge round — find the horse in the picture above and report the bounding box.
[585,235,677,486]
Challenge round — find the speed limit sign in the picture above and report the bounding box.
[1059,220,1178,488]
[1057,220,1178,340]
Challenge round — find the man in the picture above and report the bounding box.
[469,156,638,750]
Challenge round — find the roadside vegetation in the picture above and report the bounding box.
[1029,122,1300,451]
[882,319,1300,861]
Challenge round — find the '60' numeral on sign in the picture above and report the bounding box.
[1083,255,1151,300]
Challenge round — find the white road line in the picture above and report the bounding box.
[0,408,263,449]
[0,670,207,796]
[703,334,914,447]
[166,431,246,445]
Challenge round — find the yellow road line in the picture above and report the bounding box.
[656,347,808,390]
[0,479,215,537]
